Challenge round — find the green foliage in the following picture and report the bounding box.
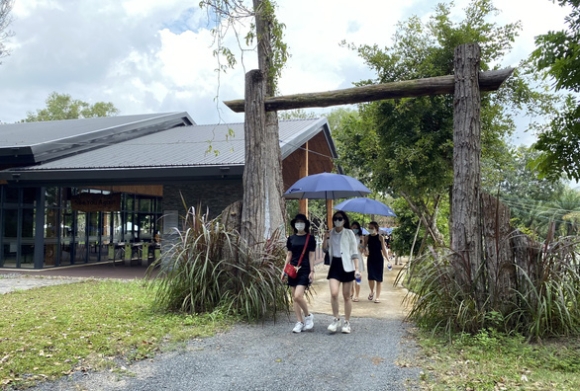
[530,0,580,181]
[278,109,317,120]
[484,145,567,238]
[389,197,420,256]
[199,0,288,95]
[331,0,554,248]
[402,235,580,338]
[0,280,230,389]
[0,0,13,62]
[149,206,290,321]
[24,92,119,122]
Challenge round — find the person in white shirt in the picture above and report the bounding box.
[322,211,361,334]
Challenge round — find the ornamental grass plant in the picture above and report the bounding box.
[399,234,580,338]
[148,206,290,321]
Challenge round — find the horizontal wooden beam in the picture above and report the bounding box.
[224,68,514,113]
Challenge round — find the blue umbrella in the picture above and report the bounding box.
[283,172,371,200]
[334,197,397,217]
[380,227,394,235]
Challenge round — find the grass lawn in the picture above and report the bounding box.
[0,279,232,389]
[414,328,580,390]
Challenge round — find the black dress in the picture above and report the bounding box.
[367,234,384,282]
[286,234,316,287]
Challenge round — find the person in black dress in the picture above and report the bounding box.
[281,213,317,333]
[363,221,389,303]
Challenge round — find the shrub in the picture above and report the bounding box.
[400,235,580,338]
[148,206,290,321]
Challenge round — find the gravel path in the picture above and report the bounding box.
[3,263,422,390]
[28,315,421,391]
[0,273,84,294]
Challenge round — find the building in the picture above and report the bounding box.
[0,113,338,269]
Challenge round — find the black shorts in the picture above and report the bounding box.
[327,257,355,283]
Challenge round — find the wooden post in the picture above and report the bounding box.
[240,69,267,247]
[326,199,333,230]
[452,43,483,298]
[299,141,308,215]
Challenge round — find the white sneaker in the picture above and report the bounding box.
[292,322,304,333]
[341,321,351,334]
[327,318,341,333]
[304,314,314,330]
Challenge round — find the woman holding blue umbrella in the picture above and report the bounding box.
[322,210,361,334]
[363,221,390,303]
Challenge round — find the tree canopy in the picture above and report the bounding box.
[332,0,554,246]
[0,0,14,63]
[24,92,119,122]
[530,0,580,181]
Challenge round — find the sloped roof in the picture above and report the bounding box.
[0,112,194,165]
[0,116,338,185]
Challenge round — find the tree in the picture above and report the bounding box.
[334,0,552,247]
[24,92,119,122]
[482,145,566,238]
[0,0,14,63]
[199,0,288,245]
[530,0,580,181]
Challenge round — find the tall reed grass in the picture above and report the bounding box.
[399,235,580,338]
[148,206,290,321]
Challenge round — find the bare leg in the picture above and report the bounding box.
[328,278,341,318]
[354,282,360,300]
[375,282,382,302]
[291,285,309,321]
[342,281,353,321]
[368,279,375,299]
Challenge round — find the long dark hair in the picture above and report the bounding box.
[332,210,351,229]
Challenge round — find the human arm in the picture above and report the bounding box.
[308,251,316,282]
[362,235,369,256]
[322,230,330,252]
[348,230,361,275]
[380,236,389,259]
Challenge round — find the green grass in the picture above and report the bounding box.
[0,280,233,389]
[414,328,580,390]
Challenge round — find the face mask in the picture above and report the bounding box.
[334,220,344,228]
[295,223,305,231]
[352,228,359,234]
[369,229,376,235]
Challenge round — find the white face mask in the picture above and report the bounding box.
[352,228,359,234]
[369,229,376,235]
[295,223,306,231]
[334,220,344,228]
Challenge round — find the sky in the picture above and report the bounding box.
[0,0,573,148]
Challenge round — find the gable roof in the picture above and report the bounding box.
[0,112,194,166]
[0,115,338,186]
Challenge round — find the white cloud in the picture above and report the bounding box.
[0,0,572,134]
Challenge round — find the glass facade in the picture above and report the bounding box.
[0,185,162,268]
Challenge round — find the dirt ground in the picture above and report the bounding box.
[309,261,410,320]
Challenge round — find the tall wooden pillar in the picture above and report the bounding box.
[299,141,308,215]
[452,43,483,298]
[326,199,333,230]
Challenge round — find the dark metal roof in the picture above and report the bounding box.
[0,117,338,186]
[0,112,194,165]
